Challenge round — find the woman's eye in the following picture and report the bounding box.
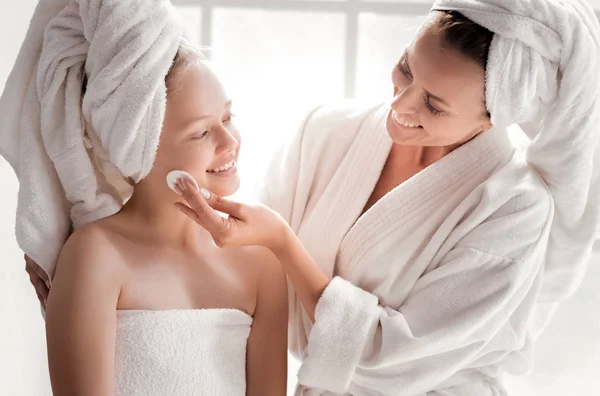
[424,96,442,116]
[397,59,411,79]
[223,114,236,123]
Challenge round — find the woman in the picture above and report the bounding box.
[171,1,600,395]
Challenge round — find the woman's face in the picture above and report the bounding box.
[387,18,492,147]
[151,62,241,197]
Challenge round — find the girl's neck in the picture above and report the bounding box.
[118,180,214,249]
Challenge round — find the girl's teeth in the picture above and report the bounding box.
[209,160,234,173]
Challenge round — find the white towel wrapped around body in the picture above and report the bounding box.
[432,0,600,307]
[0,0,183,280]
[115,309,252,395]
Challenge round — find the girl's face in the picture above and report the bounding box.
[150,62,241,197]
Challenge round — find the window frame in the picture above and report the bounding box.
[173,0,600,98]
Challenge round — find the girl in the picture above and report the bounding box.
[45,41,288,396]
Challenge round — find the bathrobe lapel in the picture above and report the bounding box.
[336,125,515,307]
[284,103,515,360]
[295,105,392,279]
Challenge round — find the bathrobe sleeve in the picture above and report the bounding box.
[297,191,552,395]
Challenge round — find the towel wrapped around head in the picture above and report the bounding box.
[431,0,600,305]
[0,0,183,280]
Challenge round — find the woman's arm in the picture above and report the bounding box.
[270,228,328,322]
[245,249,289,396]
[174,179,552,395]
[297,249,539,395]
[45,226,122,396]
[292,191,552,395]
[176,184,328,322]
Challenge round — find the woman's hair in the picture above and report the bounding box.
[435,11,494,71]
[166,38,208,93]
[435,10,493,116]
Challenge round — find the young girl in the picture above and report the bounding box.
[44,41,288,396]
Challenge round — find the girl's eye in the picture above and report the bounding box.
[194,131,209,140]
[223,114,236,123]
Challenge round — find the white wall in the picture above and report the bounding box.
[0,1,53,395]
[505,243,600,395]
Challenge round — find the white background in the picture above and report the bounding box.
[1,1,599,395]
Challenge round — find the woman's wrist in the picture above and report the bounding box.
[267,220,330,322]
[268,219,296,258]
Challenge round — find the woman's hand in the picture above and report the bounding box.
[24,254,50,309]
[175,178,330,321]
[174,179,292,253]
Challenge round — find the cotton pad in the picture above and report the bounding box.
[166,170,199,193]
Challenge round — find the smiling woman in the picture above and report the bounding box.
[386,11,493,148]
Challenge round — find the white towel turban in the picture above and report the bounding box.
[431,0,600,304]
[0,0,183,278]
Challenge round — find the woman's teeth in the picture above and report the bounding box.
[208,160,235,173]
[393,112,421,128]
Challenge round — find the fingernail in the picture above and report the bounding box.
[173,184,183,195]
[200,189,211,199]
[177,179,187,191]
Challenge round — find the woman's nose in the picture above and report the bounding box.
[391,84,419,115]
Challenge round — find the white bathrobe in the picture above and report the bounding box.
[258,102,553,396]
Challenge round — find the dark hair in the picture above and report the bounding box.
[436,11,494,71]
[436,11,493,116]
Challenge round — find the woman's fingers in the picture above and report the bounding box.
[177,179,230,235]
[202,192,245,219]
[28,272,49,308]
[25,254,50,288]
[25,255,51,294]
[33,263,50,288]
[36,278,49,306]
[24,254,35,274]
[176,179,242,218]
[176,201,231,247]
[174,202,203,224]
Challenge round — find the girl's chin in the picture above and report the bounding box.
[204,175,241,197]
